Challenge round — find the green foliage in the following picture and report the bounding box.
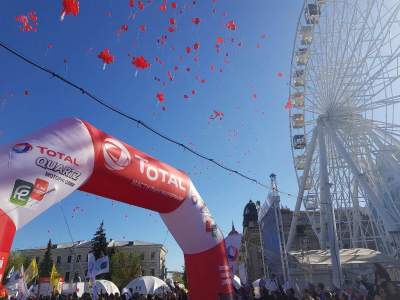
[39,239,53,277]
[182,265,187,287]
[91,221,108,259]
[110,251,142,289]
[172,272,184,284]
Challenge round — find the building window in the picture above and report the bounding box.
[67,255,72,263]
[56,256,61,264]
[151,252,155,260]
[150,269,155,276]
[76,255,81,263]
[140,253,145,260]
[65,272,70,282]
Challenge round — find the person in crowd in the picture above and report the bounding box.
[286,288,299,300]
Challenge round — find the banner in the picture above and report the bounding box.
[94,256,109,276]
[0,118,234,300]
[24,258,38,284]
[87,254,109,278]
[258,195,284,279]
[16,266,28,300]
[87,253,96,280]
[50,264,60,291]
[5,267,20,293]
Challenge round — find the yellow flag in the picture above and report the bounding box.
[50,264,60,291]
[24,258,39,283]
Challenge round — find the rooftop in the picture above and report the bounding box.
[15,239,165,251]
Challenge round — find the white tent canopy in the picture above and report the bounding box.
[93,280,120,295]
[252,279,262,287]
[290,248,400,266]
[125,276,170,295]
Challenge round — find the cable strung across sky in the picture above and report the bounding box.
[0,41,295,198]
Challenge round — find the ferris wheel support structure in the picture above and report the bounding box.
[286,2,400,285]
[325,122,399,255]
[319,121,343,288]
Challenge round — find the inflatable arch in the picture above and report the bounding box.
[0,118,234,300]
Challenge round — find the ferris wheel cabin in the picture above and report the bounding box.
[292,113,305,128]
[291,92,305,108]
[304,194,318,210]
[300,26,313,45]
[305,4,320,24]
[295,155,306,170]
[293,134,306,149]
[296,48,309,65]
[293,70,305,87]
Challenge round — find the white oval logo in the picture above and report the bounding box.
[102,138,131,171]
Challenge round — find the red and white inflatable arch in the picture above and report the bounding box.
[0,118,234,300]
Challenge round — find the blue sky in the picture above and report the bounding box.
[0,0,302,271]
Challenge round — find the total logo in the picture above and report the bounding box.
[9,178,49,206]
[102,138,131,171]
[12,143,80,166]
[12,143,33,154]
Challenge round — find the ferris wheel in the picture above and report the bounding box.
[286,0,400,287]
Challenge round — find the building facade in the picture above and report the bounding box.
[240,200,321,283]
[241,200,264,283]
[16,240,167,283]
[280,208,320,251]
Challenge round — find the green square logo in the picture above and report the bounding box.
[10,179,34,206]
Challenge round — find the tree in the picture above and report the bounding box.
[91,221,108,259]
[39,239,53,277]
[172,272,184,284]
[182,265,187,288]
[110,251,141,289]
[91,221,111,280]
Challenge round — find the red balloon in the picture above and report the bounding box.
[209,110,224,120]
[192,17,201,25]
[226,20,237,31]
[98,48,115,65]
[284,99,293,109]
[132,56,150,69]
[61,0,80,20]
[156,92,165,102]
[138,0,144,10]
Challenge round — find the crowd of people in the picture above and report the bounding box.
[3,278,399,300]
[2,267,400,300]
[233,278,399,300]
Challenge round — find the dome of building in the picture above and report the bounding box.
[243,200,258,228]
[228,222,239,236]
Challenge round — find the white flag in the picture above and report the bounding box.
[87,254,110,278]
[16,266,28,300]
[95,256,109,276]
[6,266,15,280]
[87,253,96,280]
